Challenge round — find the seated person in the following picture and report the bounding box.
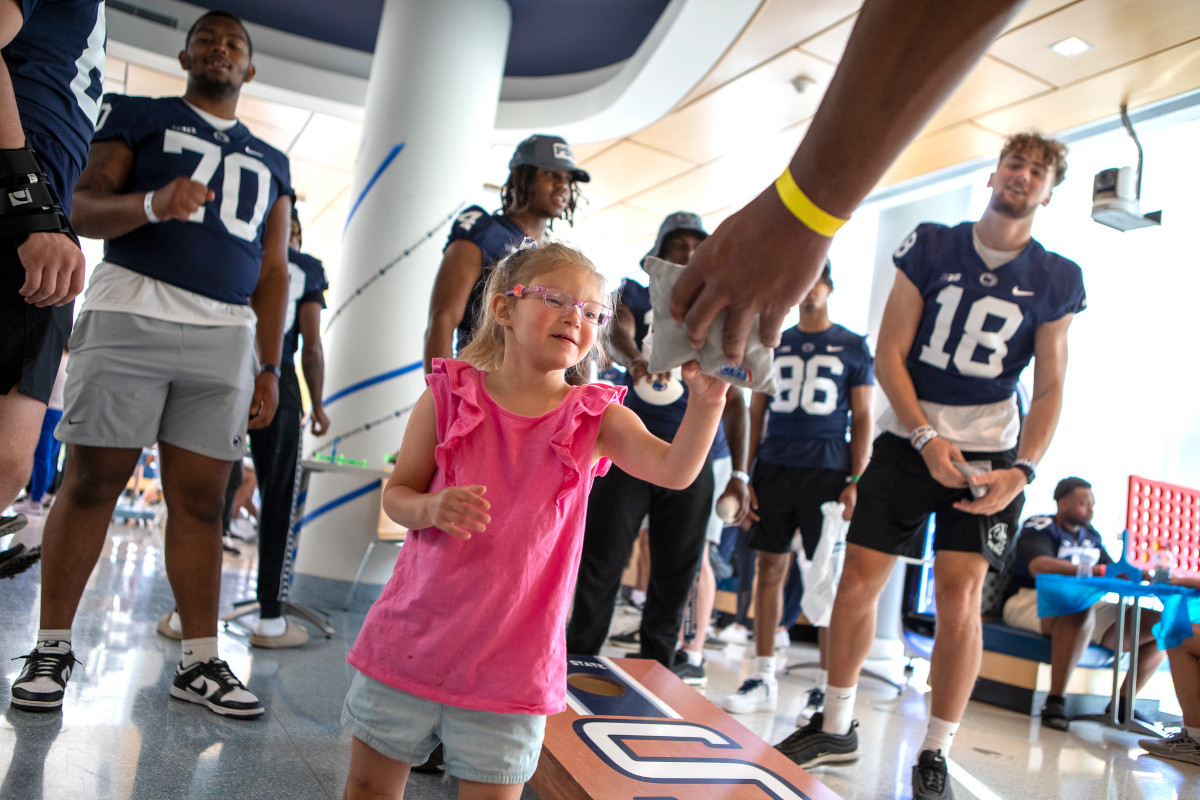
[1003,476,1164,729]
[1139,574,1200,765]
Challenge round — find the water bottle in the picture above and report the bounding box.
[1075,551,1097,578]
[1152,550,1175,585]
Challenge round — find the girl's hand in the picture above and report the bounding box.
[680,361,728,407]
[428,484,491,539]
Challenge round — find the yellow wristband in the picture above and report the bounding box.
[774,168,849,237]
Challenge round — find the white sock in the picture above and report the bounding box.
[1187,725,1200,741]
[256,616,287,637]
[821,684,856,734]
[755,655,777,679]
[920,716,960,756]
[815,668,829,692]
[685,649,703,667]
[37,629,72,654]
[180,637,219,668]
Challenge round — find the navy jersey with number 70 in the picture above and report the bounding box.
[896,222,1085,406]
[93,93,293,306]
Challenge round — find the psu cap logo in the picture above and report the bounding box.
[979,272,999,288]
[718,363,752,383]
[986,522,1009,557]
[552,142,574,163]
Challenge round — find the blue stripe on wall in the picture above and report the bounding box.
[325,360,422,407]
[297,480,380,531]
[344,143,405,231]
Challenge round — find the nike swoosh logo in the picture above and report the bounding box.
[1012,287,1035,296]
[67,419,85,425]
[246,147,263,157]
[191,676,220,697]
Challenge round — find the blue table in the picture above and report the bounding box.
[1036,573,1200,733]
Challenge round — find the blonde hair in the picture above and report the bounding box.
[458,243,613,383]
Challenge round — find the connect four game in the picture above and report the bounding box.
[1125,475,1200,578]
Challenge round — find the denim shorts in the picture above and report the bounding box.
[341,670,547,785]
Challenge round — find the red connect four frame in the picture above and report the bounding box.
[1125,475,1200,578]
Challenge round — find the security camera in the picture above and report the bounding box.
[1091,105,1162,232]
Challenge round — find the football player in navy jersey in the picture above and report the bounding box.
[12,11,291,720]
[722,262,874,717]
[776,132,1086,800]
[423,134,589,373]
[0,0,104,547]
[243,207,329,648]
[567,212,751,675]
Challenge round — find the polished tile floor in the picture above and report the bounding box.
[2,513,1198,799]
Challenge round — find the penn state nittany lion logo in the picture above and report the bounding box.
[979,272,999,288]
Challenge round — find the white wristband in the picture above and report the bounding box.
[144,191,160,224]
[730,470,751,484]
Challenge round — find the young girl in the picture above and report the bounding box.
[341,243,727,799]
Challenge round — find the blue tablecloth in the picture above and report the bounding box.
[1036,573,1200,650]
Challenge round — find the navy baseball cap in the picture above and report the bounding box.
[819,259,833,290]
[643,211,708,265]
[509,135,590,183]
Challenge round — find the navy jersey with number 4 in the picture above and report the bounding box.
[94,94,292,306]
[4,0,106,208]
[896,222,1085,406]
[758,324,874,471]
[446,205,526,348]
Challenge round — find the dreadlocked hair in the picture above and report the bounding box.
[457,243,614,385]
[500,164,583,228]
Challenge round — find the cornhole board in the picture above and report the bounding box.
[530,656,842,800]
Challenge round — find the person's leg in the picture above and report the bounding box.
[457,781,524,800]
[1098,607,1168,697]
[39,445,144,628]
[0,389,46,508]
[221,460,242,534]
[825,543,901,690]
[566,467,649,655]
[681,551,716,656]
[1039,609,1095,697]
[344,736,412,800]
[732,526,756,627]
[753,550,792,659]
[641,463,712,667]
[926,549,989,726]
[157,442,234,640]
[249,406,303,623]
[1168,635,1200,730]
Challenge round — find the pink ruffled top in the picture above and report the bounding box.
[348,359,625,715]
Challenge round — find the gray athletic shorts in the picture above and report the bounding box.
[57,310,257,461]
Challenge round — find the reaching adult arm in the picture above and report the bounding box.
[874,270,968,490]
[247,195,292,430]
[670,0,1027,364]
[838,383,875,519]
[423,240,483,373]
[716,385,751,523]
[956,313,1073,515]
[3,0,87,307]
[298,300,329,436]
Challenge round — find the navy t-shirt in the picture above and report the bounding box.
[757,323,874,471]
[95,94,293,305]
[1009,515,1112,590]
[4,0,106,210]
[895,222,1086,406]
[445,205,526,350]
[278,247,328,411]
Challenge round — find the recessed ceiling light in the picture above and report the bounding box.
[1050,36,1092,58]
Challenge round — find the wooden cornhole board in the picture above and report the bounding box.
[531,656,842,800]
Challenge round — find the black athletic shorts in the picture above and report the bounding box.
[747,461,848,556]
[847,433,1024,569]
[1,238,73,404]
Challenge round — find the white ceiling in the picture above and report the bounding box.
[101,0,1200,284]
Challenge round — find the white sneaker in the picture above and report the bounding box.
[799,686,826,720]
[12,498,43,516]
[716,624,750,644]
[774,628,791,650]
[722,677,777,714]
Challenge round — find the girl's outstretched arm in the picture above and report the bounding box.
[598,362,726,491]
[383,388,491,539]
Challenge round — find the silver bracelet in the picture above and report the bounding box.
[730,470,751,484]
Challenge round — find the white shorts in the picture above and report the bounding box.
[1002,587,1120,646]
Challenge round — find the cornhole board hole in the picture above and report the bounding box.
[531,656,842,800]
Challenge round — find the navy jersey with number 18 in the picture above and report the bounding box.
[896,222,1085,406]
[757,324,874,471]
[94,94,293,306]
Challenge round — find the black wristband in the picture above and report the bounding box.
[0,147,78,246]
[1013,458,1036,485]
[260,364,281,378]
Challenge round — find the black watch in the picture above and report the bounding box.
[1013,458,1036,485]
[260,363,281,378]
